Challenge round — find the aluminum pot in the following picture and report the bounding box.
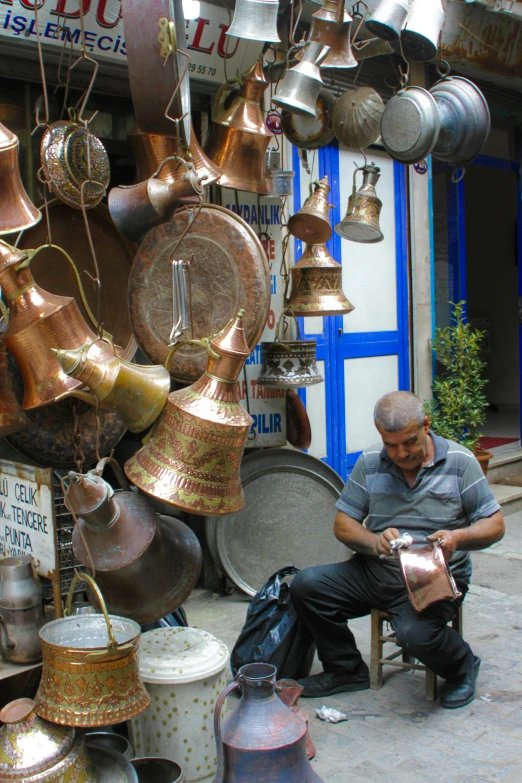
[0,555,44,665]
[380,84,440,164]
[430,75,491,167]
[131,758,186,783]
[86,731,134,762]
[34,572,150,728]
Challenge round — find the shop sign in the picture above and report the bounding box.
[0,459,57,580]
[222,189,287,449]
[0,0,263,85]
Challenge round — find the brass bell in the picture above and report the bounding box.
[298,0,357,69]
[129,120,222,189]
[0,122,41,235]
[226,0,281,43]
[273,41,330,118]
[0,344,30,436]
[335,163,383,243]
[124,311,253,516]
[288,175,333,244]
[205,59,272,194]
[51,345,171,433]
[286,243,354,316]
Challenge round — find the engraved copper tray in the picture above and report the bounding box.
[128,204,271,383]
[398,541,462,613]
[18,201,137,360]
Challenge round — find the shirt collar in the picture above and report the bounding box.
[379,430,449,467]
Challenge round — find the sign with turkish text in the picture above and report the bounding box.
[0,460,57,580]
[0,0,263,84]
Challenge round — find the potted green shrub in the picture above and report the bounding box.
[426,300,492,474]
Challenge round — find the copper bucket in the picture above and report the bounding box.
[34,572,150,727]
[258,340,323,387]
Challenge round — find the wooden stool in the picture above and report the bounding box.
[370,606,463,701]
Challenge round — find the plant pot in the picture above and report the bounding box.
[475,449,493,477]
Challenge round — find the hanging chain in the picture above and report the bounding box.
[72,401,85,474]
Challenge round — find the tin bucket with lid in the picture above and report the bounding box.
[128,627,229,782]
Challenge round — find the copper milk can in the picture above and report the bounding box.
[213,663,323,783]
[0,241,109,410]
[124,311,253,516]
[0,556,44,665]
[64,459,202,624]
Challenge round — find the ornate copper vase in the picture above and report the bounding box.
[124,311,253,516]
[213,663,323,783]
[286,243,354,316]
[0,242,110,410]
[204,59,272,194]
[0,122,41,235]
[288,176,333,243]
[64,459,202,624]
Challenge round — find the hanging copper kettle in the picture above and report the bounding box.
[0,122,41,234]
[204,59,272,194]
[52,343,171,433]
[298,0,357,69]
[124,311,253,516]
[286,242,354,316]
[335,163,383,243]
[64,458,202,624]
[0,241,113,410]
[288,175,333,244]
[213,663,324,783]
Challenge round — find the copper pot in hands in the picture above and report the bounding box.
[398,541,462,612]
[64,459,202,624]
[124,311,253,516]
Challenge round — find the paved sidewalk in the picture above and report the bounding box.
[186,509,522,783]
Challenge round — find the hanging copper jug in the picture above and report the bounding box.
[52,343,171,434]
[298,0,357,69]
[205,59,272,194]
[213,663,324,783]
[0,122,41,234]
[334,163,384,243]
[0,343,30,436]
[64,458,202,624]
[273,42,330,118]
[0,241,114,410]
[288,175,333,243]
[226,0,281,42]
[130,122,222,188]
[286,242,354,316]
[124,311,253,516]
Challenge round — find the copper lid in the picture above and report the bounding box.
[211,309,250,359]
[0,122,17,151]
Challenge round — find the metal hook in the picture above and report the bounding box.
[31,0,50,135]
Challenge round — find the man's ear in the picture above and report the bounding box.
[423,415,430,432]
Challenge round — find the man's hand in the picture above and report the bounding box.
[374,528,401,557]
[426,530,459,560]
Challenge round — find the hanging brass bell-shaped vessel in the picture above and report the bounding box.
[51,345,171,433]
[226,0,281,42]
[0,122,41,235]
[124,310,253,516]
[288,175,333,244]
[64,459,202,624]
[273,42,330,118]
[335,163,383,243]
[298,0,357,69]
[0,344,30,436]
[286,243,354,316]
[205,59,272,194]
[0,242,113,410]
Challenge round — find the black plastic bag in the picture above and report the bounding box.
[231,565,316,680]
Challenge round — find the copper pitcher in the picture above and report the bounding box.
[204,59,272,194]
[124,311,253,516]
[0,241,113,410]
[213,663,323,783]
[0,122,41,235]
[335,163,384,243]
[288,176,333,243]
[286,242,354,316]
[52,343,171,433]
[299,0,357,69]
[64,458,202,624]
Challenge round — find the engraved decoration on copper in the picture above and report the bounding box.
[334,163,383,243]
[124,311,253,516]
[286,242,354,317]
[257,341,323,387]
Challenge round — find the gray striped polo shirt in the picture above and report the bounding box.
[336,431,501,581]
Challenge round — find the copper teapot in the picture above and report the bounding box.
[124,311,253,515]
[64,458,202,624]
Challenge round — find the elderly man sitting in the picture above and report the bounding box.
[291,391,504,708]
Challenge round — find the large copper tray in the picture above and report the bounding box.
[17,201,137,360]
[128,204,271,383]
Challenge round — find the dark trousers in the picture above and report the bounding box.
[290,554,471,681]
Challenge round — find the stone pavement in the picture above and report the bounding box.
[186,508,522,783]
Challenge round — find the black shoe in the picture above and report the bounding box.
[297,668,370,698]
[439,655,481,709]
